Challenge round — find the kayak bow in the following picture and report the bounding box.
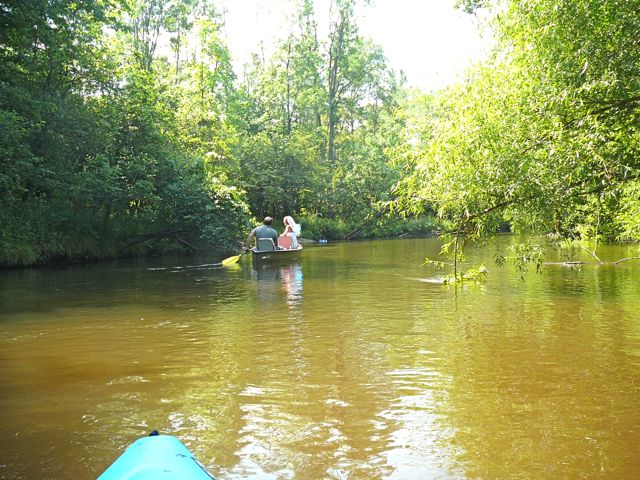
[98,433,215,479]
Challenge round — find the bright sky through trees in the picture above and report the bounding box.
[220,0,490,90]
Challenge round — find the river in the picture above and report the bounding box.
[1,237,639,479]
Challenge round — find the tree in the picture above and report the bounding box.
[0,0,252,266]
[397,0,640,272]
[235,0,403,229]
[0,0,118,264]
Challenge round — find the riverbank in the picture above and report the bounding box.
[0,215,443,269]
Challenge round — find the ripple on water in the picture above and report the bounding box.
[2,239,640,479]
[106,376,150,385]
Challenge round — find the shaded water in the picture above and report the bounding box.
[1,237,640,479]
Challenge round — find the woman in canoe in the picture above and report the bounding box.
[279,215,301,249]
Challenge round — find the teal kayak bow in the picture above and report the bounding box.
[98,433,215,479]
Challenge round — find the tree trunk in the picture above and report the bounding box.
[327,7,346,163]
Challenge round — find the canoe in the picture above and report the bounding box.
[98,434,215,479]
[251,245,303,264]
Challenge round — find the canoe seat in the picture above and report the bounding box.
[277,235,293,250]
[256,238,276,252]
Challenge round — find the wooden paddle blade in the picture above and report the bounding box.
[221,255,240,266]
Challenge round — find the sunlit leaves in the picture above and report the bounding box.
[398,0,640,247]
[235,0,402,225]
[0,0,253,266]
[615,181,640,240]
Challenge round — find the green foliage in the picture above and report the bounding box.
[370,215,439,238]
[297,215,351,241]
[298,214,440,241]
[234,0,404,227]
[1,0,476,267]
[495,241,545,280]
[615,182,640,241]
[458,264,488,283]
[423,257,452,270]
[0,0,252,266]
[424,256,488,285]
[397,0,640,269]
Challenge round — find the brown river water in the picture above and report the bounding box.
[1,237,639,479]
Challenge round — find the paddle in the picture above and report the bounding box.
[220,249,250,266]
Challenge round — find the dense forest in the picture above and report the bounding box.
[1,0,639,267]
[398,0,640,269]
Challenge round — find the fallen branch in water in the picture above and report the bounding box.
[612,256,640,265]
[543,261,587,266]
[544,257,640,266]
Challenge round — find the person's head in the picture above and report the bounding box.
[263,216,273,226]
[283,216,293,226]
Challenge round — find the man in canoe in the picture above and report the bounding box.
[245,216,279,249]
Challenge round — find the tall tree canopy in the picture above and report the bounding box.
[397,0,640,245]
[236,0,404,233]
[0,0,251,266]
[11,0,637,268]
[0,0,409,266]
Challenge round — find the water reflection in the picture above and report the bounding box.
[281,264,303,309]
[250,263,304,313]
